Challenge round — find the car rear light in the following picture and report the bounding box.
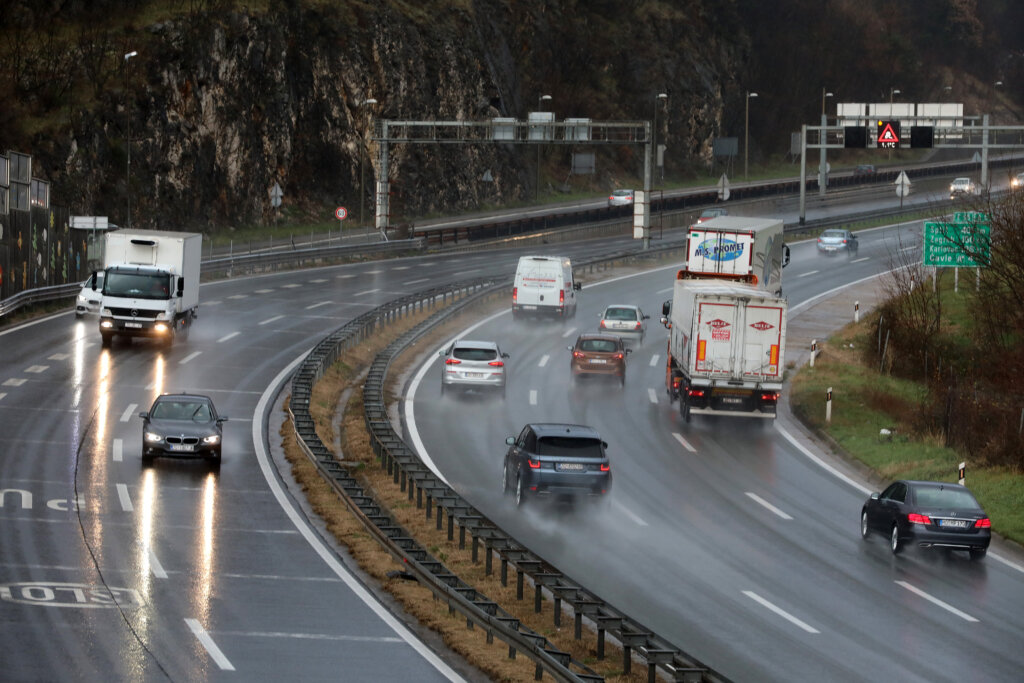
[559,289,565,305]
[614,353,624,360]
[488,360,504,367]
[908,513,932,525]
[600,463,610,472]
[760,392,779,402]
[634,322,642,330]
[512,286,517,303]
[974,518,992,528]
[573,351,585,359]
[687,388,705,398]
[445,358,461,365]
[599,320,607,329]
[527,458,541,469]
[672,378,681,389]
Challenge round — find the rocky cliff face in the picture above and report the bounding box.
[45,1,743,229]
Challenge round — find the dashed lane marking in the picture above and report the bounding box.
[112,439,123,463]
[185,618,235,671]
[180,352,202,365]
[538,354,550,368]
[259,315,284,325]
[218,332,240,343]
[672,432,697,453]
[120,404,137,423]
[895,581,978,623]
[116,484,133,512]
[745,492,793,520]
[743,591,820,634]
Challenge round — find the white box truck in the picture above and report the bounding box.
[683,216,789,295]
[661,278,786,423]
[96,229,202,348]
[512,255,580,319]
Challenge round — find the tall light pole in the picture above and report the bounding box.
[536,94,551,200]
[888,88,900,159]
[820,89,833,196]
[359,98,377,228]
[652,92,668,184]
[124,50,138,228]
[821,88,833,118]
[744,91,758,181]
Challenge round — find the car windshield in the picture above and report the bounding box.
[536,436,603,459]
[913,486,980,510]
[152,400,211,421]
[104,271,172,300]
[604,307,637,321]
[613,190,631,196]
[579,339,619,353]
[452,346,497,361]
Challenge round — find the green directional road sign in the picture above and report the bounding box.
[923,222,991,268]
[952,211,989,224]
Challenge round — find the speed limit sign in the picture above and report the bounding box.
[335,206,348,221]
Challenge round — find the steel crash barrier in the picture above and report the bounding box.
[287,243,729,683]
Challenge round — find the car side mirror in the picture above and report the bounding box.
[502,353,510,359]
[870,492,880,500]
[505,437,515,446]
[661,300,671,316]
[625,348,633,354]
[138,411,149,419]
[573,282,582,291]
[643,314,650,320]
[782,244,791,268]
[176,277,184,297]
[217,417,229,424]
[91,272,98,290]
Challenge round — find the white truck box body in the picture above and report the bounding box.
[103,230,201,313]
[684,216,786,295]
[512,255,578,317]
[666,279,786,419]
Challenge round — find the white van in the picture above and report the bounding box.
[512,255,580,319]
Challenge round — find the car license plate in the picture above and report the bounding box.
[521,305,537,310]
[590,359,606,364]
[170,444,194,452]
[939,519,969,528]
[558,463,584,471]
[125,322,143,328]
[465,372,484,378]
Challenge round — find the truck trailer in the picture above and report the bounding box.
[683,216,789,295]
[96,229,202,348]
[661,278,787,423]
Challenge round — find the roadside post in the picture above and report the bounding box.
[826,387,833,423]
[854,301,860,323]
[810,339,817,368]
[335,206,347,235]
[958,461,966,485]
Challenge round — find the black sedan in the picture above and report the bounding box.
[139,393,228,464]
[502,423,611,506]
[861,480,991,559]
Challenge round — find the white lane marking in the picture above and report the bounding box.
[788,269,893,316]
[989,553,1024,575]
[218,332,240,343]
[850,257,870,263]
[365,269,384,274]
[561,327,577,338]
[144,544,168,579]
[743,591,820,634]
[254,354,466,681]
[214,630,403,642]
[648,388,658,404]
[112,439,123,463]
[529,390,538,405]
[355,289,379,296]
[538,354,550,368]
[797,271,819,278]
[895,581,979,623]
[392,266,411,271]
[404,278,430,286]
[3,378,27,387]
[116,484,133,512]
[48,353,71,361]
[745,492,793,520]
[204,300,221,306]
[672,432,697,453]
[120,404,137,423]
[254,289,274,294]
[305,301,332,310]
[309,278,328,283]
[180,351,202,365]
[0,392,6,401]
[649,354,660,367]
[185,618,236,671]
[774,424,871,495]
[227,294,247,300]
[281,283,301,288]
[612,500,649,527]
[899,245,917,252]
[461,268,481,275]
[336,273,356,279]
[259,315,283,325]
[657,287,673,294]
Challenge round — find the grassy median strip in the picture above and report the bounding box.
[789,313,1024,544]
[281,298,651,682]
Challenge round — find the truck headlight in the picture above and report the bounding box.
[100,320,113,329]
[154,323,169,333]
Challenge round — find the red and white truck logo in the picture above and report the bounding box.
[707,318,731,341]
[750,321,774,331]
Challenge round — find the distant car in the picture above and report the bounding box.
[568,334,630,385]
[816,229,859,256]
[502,423,611,506]
[597,304,649,345]
[75,271,105,317]
[852,164,876,180]
[949,177,977,199]
[139,393,228,465]
[439,340,509,396]
[861,480,991,559]
[607,189,634,207]
[1011,172,1024,190]
[696,207,728,223]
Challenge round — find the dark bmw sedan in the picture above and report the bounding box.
[503,423,611,506]
[139,393,228,465]
[861,480,991,559]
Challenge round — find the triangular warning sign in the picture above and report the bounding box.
[878,123,899,143]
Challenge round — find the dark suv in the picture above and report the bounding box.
[503,423,611,506]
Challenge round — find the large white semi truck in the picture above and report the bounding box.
[96,229,202,348]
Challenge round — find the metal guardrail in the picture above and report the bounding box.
[0,282,82,321]
[200,237,426,278]
[288,243,729,683]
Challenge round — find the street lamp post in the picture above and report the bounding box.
[652,92,668,184]
[820,89,833,196]
[744,91,758,181]
[124,50,138,228]
[888,88,900,159]
[536,94,551,201]
[360,98,378,228]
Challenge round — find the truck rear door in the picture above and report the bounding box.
[693,298,741,378]
[739,302,784,379]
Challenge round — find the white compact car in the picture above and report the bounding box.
[75,271,105,317]
[949,177,977,199]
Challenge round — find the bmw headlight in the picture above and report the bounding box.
[145,432,163,443]
[202,435,220,445]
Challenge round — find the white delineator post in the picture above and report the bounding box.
[958,461,966,485]
[810,339,817,368]
[854,301,860,323]
[826,387,833,423]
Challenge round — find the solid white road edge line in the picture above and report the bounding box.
[255,352,465,682]
[185,618,236,671]
[745,492,793,520]
[742,590,820,634]
[895,581,979,623]
[773,424,870,495]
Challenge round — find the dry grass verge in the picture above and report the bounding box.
[281,289,660,682]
